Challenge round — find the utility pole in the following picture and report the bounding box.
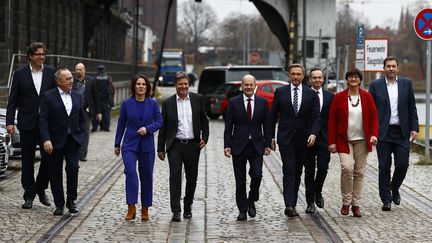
[302,0,307,69]
[344,44,349,77]
[336,46,341,91]
[318,29,322,68]
[133,0,139,75]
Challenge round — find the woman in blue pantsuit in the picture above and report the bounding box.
[114,75,162,221]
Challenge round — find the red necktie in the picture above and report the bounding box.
[247,98,252,121]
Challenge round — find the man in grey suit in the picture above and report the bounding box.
[157,72,209,222]
[368,56,419,211]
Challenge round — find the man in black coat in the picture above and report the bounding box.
[39,68,86,215]
[73,63,102,161]
[157,72,209,222]
[6,42,55,209]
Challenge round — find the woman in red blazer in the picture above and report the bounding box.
[328,68,378,217]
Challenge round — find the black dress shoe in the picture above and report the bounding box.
[392,192,401,205]
[305,204,316,214]
[382,203,391,211]
[53,208,64,216]
[248,202,256,218]
[237,211,247,221]
[172,212,181,222]
[284,207,299,217]
[315,195,325,208]
[183,209,192,219]
[22,199,33,209]
[79,158,87,162]
[38,194,51,206]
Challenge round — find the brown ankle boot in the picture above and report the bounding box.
[141,207,149,221]
[125,204,136,220]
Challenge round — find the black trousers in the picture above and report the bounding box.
[232,140,263,213]
[20,129,49,200]
[304,142,331,204]
[167,140,201,213]
[79,112,91,160]
[48,135,80,209]
[377,125,410,204]
[279,144,306,208]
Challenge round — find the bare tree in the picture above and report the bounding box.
[177,1,217,54]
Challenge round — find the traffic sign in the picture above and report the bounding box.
[364,39,388,72]
[249,52,260,64]
[414,8,432,40]
[357,25,365,48]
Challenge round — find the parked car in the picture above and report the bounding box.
[0,109,12,177]
[0,108,20,158]
[198,65,289,119]
[207,80,288,119]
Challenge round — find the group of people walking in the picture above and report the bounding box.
[8,42,418,223]
[6,42,115,216]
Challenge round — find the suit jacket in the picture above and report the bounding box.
[328,88,378,153]
[270,84,320,146]
[39,88,86,149]
[157,92,209,153]
[73,75,101,116]
[316,89,334,146]
[368,76,419,140]
[224,94,271,156]
[115,98,162,152]
[6,64,56,131]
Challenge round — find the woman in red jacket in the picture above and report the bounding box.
[328,68,378,217]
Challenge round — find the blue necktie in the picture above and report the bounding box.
[293,87,298,115]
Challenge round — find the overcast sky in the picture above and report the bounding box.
[177,0,432,28]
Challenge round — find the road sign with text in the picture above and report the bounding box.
[364,39,388,72]
[414,8,432,40]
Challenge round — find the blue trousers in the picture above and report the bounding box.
[122,149,155,207]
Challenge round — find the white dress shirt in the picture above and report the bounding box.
[385,76,399,125]
[30,64,44,95]
[243,93,255,119]
[175,94,194,139]
[291,84,302,112]
[58,87,72,116]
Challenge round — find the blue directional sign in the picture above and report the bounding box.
[414,8,432,40]
[357,25,365,48]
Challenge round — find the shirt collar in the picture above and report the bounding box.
[58,87,71,95]
[385,76,398,85]
[29,64,44,72]
[291,84,302,91]
[176,93,190,101]
[243,93,254,101]
[313,87,322,94]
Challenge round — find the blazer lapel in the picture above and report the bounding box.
[239,95,249,121]
[287,84,295,115]
[380,78,391,107]
[54,90,68,116]
[397,77,404,110]
[25,66,39,95]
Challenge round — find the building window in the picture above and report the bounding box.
[321,42,329,58]
[302,40,314,58]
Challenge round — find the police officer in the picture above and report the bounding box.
[92,64,115,132]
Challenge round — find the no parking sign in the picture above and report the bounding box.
[414,8,432,40]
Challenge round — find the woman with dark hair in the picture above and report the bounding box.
[328,68,378,217]
[114,75,162,220]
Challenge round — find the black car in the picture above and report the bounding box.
[0,109,12,177]
[0,108,20,159]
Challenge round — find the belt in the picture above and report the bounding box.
[175,138,199,144]
[389,125,400,128]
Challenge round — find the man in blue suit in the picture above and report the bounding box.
[39,68,86,216]
[224,75,272,221]
[6,42,56,209]
[271,63,320,217]
[304,68,334,213]
[369,56,419,211]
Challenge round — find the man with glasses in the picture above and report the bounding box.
[6,42,56,209]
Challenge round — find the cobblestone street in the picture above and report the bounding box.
[1,115,432,242]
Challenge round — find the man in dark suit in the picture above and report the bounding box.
[157,72,209,222]
[39,67,86,216]
[368,56,419,211]
[73,63,102,161]
[6,42,56,209]
[270,63,320,217]
[224,74,272,221]
[304,68,334,213]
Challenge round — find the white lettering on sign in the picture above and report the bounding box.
[364,39,388,71]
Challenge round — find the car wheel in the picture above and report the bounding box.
[207,111,220,119]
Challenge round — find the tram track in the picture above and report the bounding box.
[264,152,343,243]
[36,156,122,243]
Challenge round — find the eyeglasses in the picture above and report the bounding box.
[32,53,45,57]
[348,76,360,80]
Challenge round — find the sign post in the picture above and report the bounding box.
[414,8,432,162]
[356,25,365,71]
